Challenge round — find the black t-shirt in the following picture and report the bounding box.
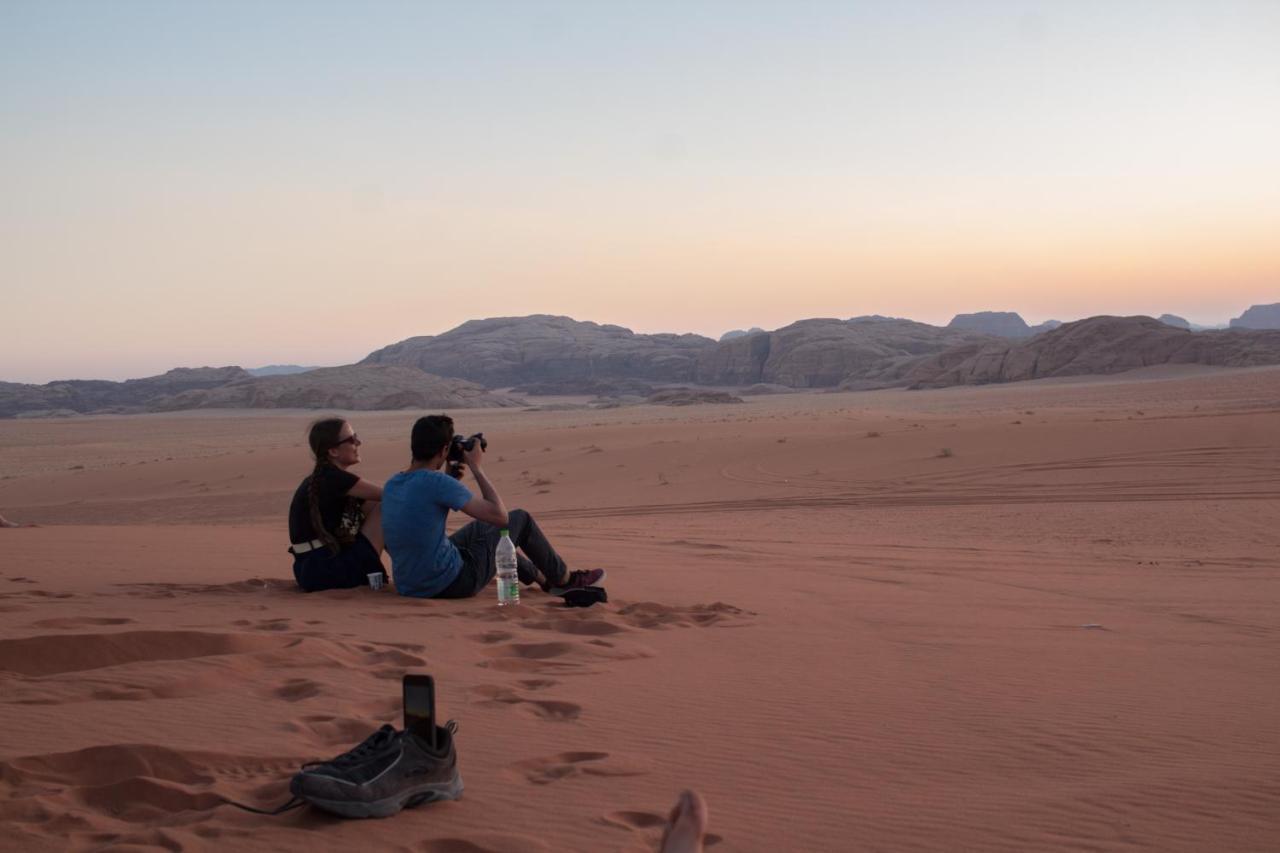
[288,466,365,550]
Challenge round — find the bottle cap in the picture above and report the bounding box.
[500,529,509,536]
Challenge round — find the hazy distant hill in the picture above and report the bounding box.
[0,367,250,418]
[903,316,1280,388]
[246,364,322,377]
[362,315,715,386]
[1158,314,1192,329]
[156,365,522,411]
[719,327,765,342]
[1229,303,1280,330]
[947,311,1062,338]
[0,365,518,418]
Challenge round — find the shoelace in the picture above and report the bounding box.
[304,724,399,770]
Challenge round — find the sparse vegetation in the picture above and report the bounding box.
[936,447,953,458]
[865,431,881,438]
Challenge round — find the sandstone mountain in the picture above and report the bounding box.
[695,317,991,389]
[0,365,518,418]
[719,327,766,342]
[1230,303,1280,329]
[1158,314,1191,329]
[362,315,714,387]
[903,316,1280,388]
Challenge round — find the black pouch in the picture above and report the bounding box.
[562,585,607,608]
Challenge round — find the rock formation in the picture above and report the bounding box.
[362,315,715,387]
[646,388,743,406]
[0,365,519,418]
[719,327,766,342]
[155,365,522,411]
[696,317,989,389]
[1230,303,1280,329]
[1158,314,1191,329]
[903,316,1280,388]
[0,367,251,418]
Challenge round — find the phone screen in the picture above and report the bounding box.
[402,675,436,747]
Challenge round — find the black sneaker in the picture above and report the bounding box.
[545,568,607,596]
[290,722,463,818]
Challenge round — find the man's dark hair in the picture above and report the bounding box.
[411,414,454,461]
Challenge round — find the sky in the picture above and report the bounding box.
[2,0,1279,383]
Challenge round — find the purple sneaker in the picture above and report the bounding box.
[545,569,606,596]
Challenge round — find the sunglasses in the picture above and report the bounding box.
[335,434,361,446]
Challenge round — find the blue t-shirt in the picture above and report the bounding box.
[382,469,473,597]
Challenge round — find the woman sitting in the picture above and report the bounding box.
[288,418,386,592]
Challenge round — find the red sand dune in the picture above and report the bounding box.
[1,365,1279,851]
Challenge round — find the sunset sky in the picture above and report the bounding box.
[3,1,1279,383]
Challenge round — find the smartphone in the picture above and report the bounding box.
[402,674,436,748]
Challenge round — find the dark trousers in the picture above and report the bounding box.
[436,509,568,599]
[292,534,384,593]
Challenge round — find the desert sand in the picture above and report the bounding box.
[2,365,1279,851]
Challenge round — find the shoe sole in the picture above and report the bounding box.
[547,570,607,596]
[303,771,464,819]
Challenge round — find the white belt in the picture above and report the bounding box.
[290,539,326,554]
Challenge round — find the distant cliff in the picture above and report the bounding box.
[904,316,1280,388]
[696,317,990,389]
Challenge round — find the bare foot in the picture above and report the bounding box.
[659,790,709,853]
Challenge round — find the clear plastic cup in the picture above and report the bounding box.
[367,572,385,591]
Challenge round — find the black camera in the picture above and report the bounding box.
[446,432,487,479]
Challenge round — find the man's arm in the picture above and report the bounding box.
[458,442,508,528]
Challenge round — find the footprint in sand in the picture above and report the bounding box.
[30,617,135,629]
[0,631,290,677]
[469,684,582,721]
[616,601,753,630]
[601,809,724,847]
[479,638,653,674]
[521,618,626,638]
[509,751,651,786]
[470,630,516,644]
[0,743,304,830]
[288,714,385,746]
[516,678,558,691]
[420,835,551,853]
[273,678,323,702]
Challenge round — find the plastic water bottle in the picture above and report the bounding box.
[496,529,519,606]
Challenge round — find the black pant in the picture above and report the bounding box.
[436,509,568,599]
[292,534,384,593]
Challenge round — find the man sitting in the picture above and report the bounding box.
[381,414,604,599]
